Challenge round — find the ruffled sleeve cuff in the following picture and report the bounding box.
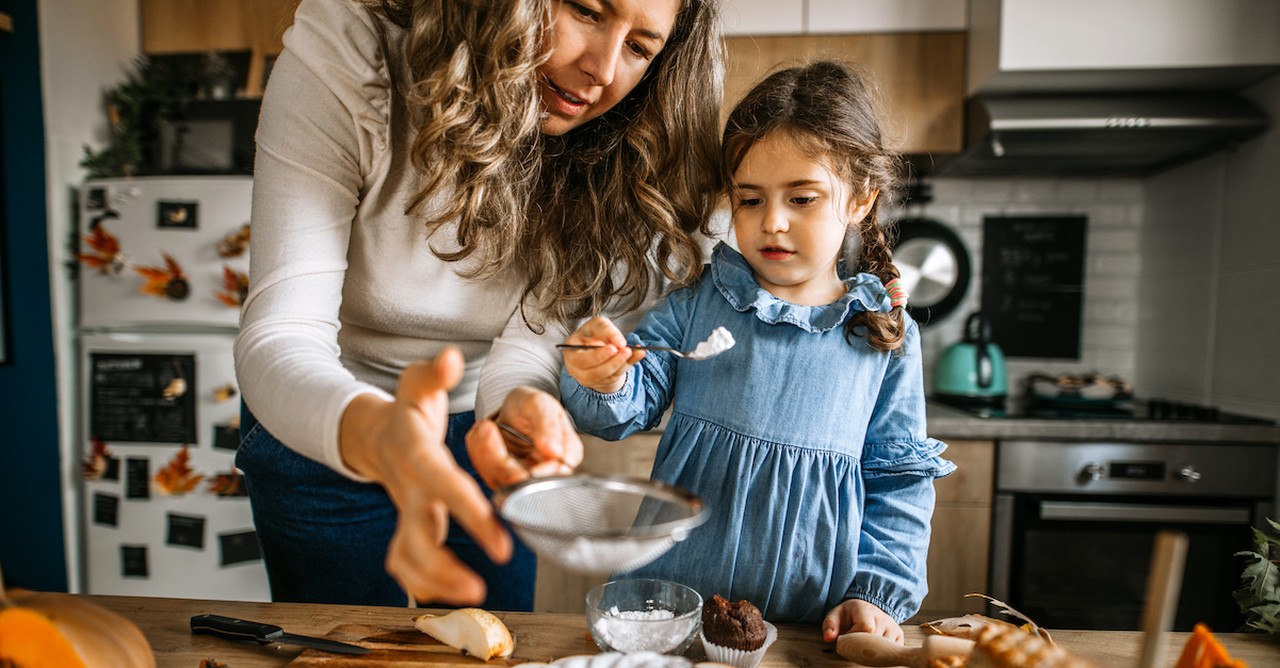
[844,576,923,624]
[559,367,653,439]
[861,437,957,479]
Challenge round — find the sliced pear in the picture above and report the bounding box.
[413,608,515,660]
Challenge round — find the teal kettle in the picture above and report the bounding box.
[934,312,1007,409]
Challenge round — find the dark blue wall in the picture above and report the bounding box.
[0,0,68,591]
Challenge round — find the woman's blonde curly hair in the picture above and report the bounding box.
[370,0,724,327]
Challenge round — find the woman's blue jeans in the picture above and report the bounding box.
[236,403,535,609]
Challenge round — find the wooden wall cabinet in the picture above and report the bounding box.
[912,438,995,622]
[140,0,300,96]
[724,33,965,156]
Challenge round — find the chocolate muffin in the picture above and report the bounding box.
[701,594,767,651]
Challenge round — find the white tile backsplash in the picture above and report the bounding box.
[1137,72,1280,419]
[903,176,1146,397]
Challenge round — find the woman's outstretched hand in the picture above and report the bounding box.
[339,347,512,606]
[468,386,583,491]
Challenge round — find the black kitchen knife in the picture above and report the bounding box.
[190,614,371,655]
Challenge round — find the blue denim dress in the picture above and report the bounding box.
[561,243,955,624]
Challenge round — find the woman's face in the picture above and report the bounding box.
[730,132,876,307]
[538,0,682,136]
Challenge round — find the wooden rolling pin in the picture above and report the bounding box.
[837,632,975,668]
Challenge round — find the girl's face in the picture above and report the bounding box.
[730,132,876,306]
[538,0,681,136]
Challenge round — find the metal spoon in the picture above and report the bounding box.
[556,326,735,361]
[556,342,696,357]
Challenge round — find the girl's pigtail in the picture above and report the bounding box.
[845,201,908,352]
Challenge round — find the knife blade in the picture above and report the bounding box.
[190,614,371,655]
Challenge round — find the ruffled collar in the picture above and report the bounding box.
[711,243,893,333]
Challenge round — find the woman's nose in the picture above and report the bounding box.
[580,32,623,87]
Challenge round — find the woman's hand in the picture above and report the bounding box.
[467,386,584,490]
[339,347,512,606]
[561,316,644,393]
[822,598,903,644]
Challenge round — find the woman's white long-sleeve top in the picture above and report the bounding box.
[234,0,566,480]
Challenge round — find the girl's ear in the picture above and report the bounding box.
[846,189,879,226]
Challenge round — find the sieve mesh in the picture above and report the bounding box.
[495,475,707,575]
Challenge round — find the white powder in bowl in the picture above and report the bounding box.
[591,606,697,653]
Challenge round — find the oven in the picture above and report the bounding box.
[991,440,1276,631]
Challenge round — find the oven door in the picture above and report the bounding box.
[991,493,1257,631]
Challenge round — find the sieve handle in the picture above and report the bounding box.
[496,422,569,471]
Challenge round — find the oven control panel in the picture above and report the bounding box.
[998,441,1275,496]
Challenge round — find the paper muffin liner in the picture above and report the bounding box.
[700,621,777,668]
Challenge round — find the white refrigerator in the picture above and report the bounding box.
[75,176,269,601]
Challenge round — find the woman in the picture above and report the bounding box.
[234,0,723,610]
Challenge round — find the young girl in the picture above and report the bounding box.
[560,61,955,643]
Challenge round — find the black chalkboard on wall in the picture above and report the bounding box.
[980,216,1086,359]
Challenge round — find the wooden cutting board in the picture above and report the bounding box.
[286,622,601,666]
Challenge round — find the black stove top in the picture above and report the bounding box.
[949,397,1276,425]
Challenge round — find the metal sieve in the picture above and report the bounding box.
[494,474,708,575]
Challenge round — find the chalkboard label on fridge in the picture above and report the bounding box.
[980,216,1086,359]
[90,352,197,444]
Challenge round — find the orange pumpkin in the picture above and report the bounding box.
[0,588,155,668]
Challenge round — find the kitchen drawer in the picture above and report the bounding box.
[935,439,995,505]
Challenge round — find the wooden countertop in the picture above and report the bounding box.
[87,594,1279,667]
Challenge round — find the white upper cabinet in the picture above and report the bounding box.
[720,0,966,36]
[807,0,966,34]
[969,0,1280,94]
[720,0,805,36]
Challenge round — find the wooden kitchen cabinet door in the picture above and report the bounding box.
[913,439,995,621]
[724,33,965,155]
[140,0,301,96]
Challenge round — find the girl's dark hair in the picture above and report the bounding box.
[370,0,724,326]
[721,60,906,352]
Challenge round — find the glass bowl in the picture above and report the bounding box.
[585,578,703,655]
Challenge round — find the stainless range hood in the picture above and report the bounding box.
[940,0,1280,177]
[939,93,1269,177]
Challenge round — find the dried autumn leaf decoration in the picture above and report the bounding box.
[921,593,1053,644]
[212,383,237,403]
[217,223,250,258]
[82,437,115,481]
[153,446,204,496]
[76,223,127,276]
[135,252,190,301]
[214,265,249,307]
[207,469,247,497]
[1234,516,1280,634]
[162,377,187,399]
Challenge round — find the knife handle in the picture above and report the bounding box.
[191,614,284,644]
